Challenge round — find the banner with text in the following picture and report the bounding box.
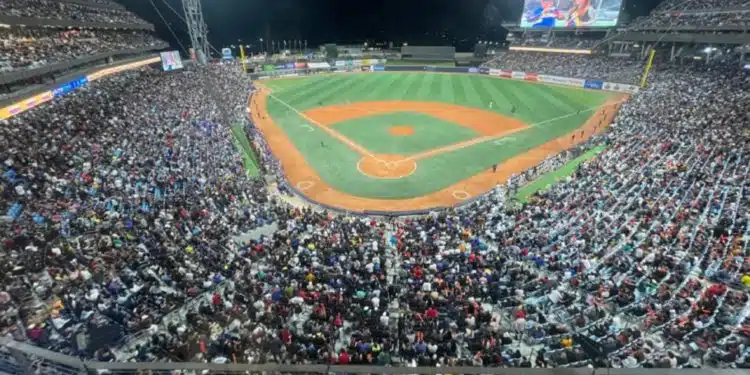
[538,75,585,87]
[583,80,604,90]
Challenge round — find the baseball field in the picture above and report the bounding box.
[250,72,626,213]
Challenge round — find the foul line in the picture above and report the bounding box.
[264,89,383,163]
[396,100,626,164]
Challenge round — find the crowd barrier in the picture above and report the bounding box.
[0,56,160,120]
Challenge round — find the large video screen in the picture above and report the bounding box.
[520,0,621,28]
[160,50,184,72]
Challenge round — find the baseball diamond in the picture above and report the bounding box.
[251,72,625,213]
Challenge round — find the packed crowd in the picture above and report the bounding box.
[0,55,748,370]
[1,28,165,72]
[629,11,750,31]
[652,0,750,12]
[483,52,644,84]
[509,35,600,49]
[0,0,148,25]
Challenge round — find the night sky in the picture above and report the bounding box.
[117,0,663,54]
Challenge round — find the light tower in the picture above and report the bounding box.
[182,0,209,64]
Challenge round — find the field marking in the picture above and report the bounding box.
[264,90,383,163]
[301,124,315,132]
[494,136,516,145]
[452,190,471,200]
[296,180,315,191]
[397,100,625,164]
[356,158,418,179]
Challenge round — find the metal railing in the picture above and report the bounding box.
[2,337,750,375]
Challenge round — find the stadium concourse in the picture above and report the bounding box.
[0,20,749,375]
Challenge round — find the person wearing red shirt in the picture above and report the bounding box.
[280,328,291,345]
[425,307,438,319]
[338,350,350,364]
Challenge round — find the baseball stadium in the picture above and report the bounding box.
[0,0,749,373]
[250,70,625,213]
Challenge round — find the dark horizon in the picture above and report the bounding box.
[117,0,662,55]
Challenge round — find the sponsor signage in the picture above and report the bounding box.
[53,76,88,97]
[603,82,639,93]
[308,62,330,69]
[468,67,479,73]
[584,80,604,90]
[335,60,345,67]
[511,71,526,80]
[221,47,233,60]
[373,65,385,72]
[284,63,294,69]
[294,62,307,69]
[524,72,538,82]
[263,64,276,71]
[478,67,490,74]
[539,75,585,87]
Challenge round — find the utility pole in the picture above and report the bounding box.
[182,0,209,64]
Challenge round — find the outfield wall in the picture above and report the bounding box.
[248,61,640,94]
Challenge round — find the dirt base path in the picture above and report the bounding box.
[250,88,626,213]
[304,101,528,137]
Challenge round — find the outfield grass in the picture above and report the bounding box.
[261,73,614,199]
[514,145,606,203]
[386,60,456,67]
[230,123,260,177]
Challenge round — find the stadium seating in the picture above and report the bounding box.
[628,0,750,31]
[1,29,164,72]
[0,0,148,25]
[0,20,748,371]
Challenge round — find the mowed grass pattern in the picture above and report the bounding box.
[331,112,479,155]
[261,73,614,199]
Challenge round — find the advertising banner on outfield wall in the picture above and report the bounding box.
[538,75,585,87]
[524,72,538,82]
[335,60,345,67]
[373,65,385,71]
[294,62,307,69]
[308,62,331,69]
[262,64,276,71]
[468,67,479,74]
[511,71,526,80]
[603,81,639,93]
[584,80,604,90]
[479,67,489,74]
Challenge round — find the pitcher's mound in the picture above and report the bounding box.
[358,154,417,179]
[389,126,415,136]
